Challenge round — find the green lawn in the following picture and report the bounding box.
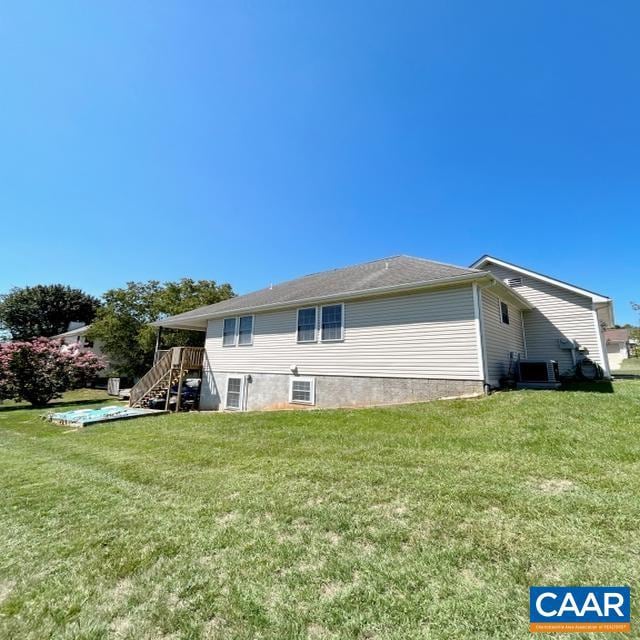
[1,384,639,640]
[614,357,640,377]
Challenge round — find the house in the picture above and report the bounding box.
[52,323,108,371]
[603,328,631,370]
[131,255,614,412]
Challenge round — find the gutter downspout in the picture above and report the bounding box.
[472,283,490,391]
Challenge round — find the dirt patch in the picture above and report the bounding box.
[370,502,409,518]
[109,577,133,605]
[110,615,133,638]
[325,531,342,545]
[321,581,343,599]
[536,479,576,495]
[307,623,331,639]
[460,567,485,589]
[0,581,15,604]
[203,616,227,639]
[217,512,238,525]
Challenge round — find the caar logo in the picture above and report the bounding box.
[530,586,631,633]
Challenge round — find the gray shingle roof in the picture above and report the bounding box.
[52,324,90,339]
[155,256,485,330]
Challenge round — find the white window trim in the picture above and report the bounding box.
[224,376,245,410]
[499,299,510,326]
[320,303,345,342]
[296,307,318,343]
[237,314,254,347]
[289,376,315,405]
[223,315,254,347]
[222,317,238,347]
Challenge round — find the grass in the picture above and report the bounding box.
[614,357,640,377]
[1,384,640,639]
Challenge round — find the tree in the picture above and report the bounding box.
[0,339,104,407]
[88,279,234,377]
[0,285,100,339]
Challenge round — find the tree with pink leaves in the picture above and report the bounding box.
[0,338,104,407]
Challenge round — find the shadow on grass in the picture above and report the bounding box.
[559,381,615,394]
[0,398,112,413]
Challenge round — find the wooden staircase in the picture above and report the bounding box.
[129,347,205,410]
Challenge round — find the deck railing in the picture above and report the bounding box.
[180,346,206,370]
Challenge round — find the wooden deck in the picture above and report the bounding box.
[129,346,205,411]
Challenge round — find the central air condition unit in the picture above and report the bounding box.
[518,360,560,384]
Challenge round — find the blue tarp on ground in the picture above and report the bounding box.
[45,405,165,426]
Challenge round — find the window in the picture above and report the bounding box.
[238,315,254,345]
[225,376,243,410]
[289,377,315,405]
[297,307,317,342]
[321,304,343,341]
[223,318,237,346]
[500,301,510,325]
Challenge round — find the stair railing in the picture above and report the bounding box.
[129,349,174,407]
[129,347,206,408]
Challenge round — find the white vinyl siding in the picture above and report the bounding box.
[483,264,607,375]
[481,289,525,385]
[204,285,482,380]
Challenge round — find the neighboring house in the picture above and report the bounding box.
[603,328,631,370]
[52,323,108,371]
[139,255,613,412]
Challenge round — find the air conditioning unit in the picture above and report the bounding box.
[518,360,560,383]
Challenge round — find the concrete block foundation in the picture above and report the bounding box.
[200,371,484,411]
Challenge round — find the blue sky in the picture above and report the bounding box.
[0,1,638,324]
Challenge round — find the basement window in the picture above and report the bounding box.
[289,377,315,405]
[500,300,510,325]
[225,377,244,410]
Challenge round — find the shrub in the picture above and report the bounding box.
[0,338,104,407]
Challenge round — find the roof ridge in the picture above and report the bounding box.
[254,255,407,293]
[398,254,485,273]
[294,255,404,281]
